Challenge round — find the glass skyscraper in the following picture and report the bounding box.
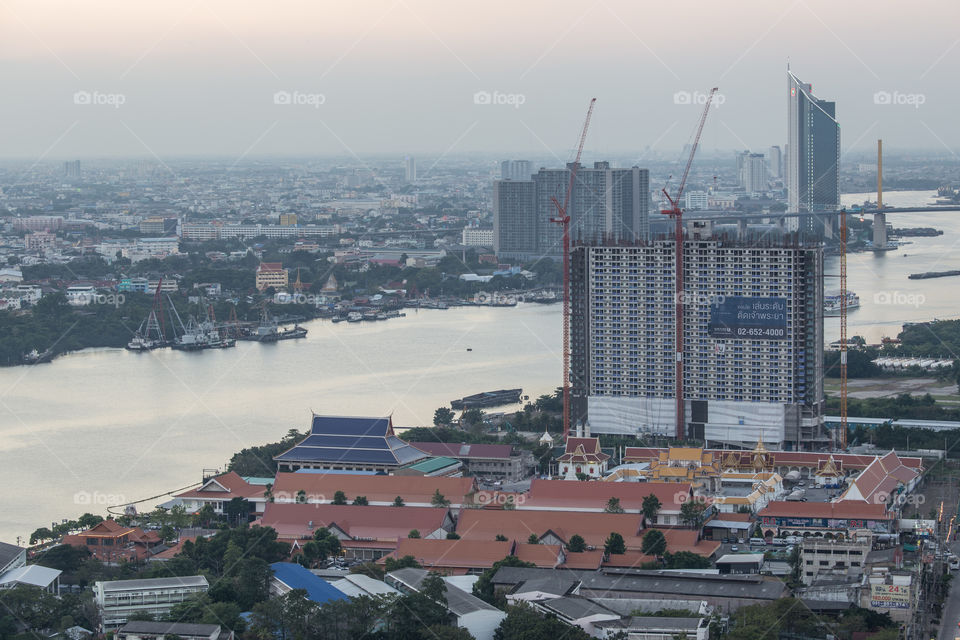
[787,68,840,238]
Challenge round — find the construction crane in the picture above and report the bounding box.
[661,87,718,441]
[551,97,597,438]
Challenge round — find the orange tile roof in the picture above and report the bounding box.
[560,550,605,570]
[513,543,562,568]
[602,551,656,569]
[385,538,514,569]
[456,509,644,549]
[175,472,266,501]
[758,501,892,520]
[271,473,475,505]
[259,503,449,541]
[523,478,691,511]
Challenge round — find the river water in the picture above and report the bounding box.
[0,305,561,543]
[1,190,958,544]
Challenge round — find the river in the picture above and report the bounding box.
[832,190,960,343]
[0,304,561,543]
[1,190,958,544]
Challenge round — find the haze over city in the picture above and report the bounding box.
[2,0,959,158]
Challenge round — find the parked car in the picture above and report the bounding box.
[731,545,739,552]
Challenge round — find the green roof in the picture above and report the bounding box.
[406,457,460,473]
[242,477,276,485]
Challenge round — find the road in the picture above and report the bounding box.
[939,540,960,640]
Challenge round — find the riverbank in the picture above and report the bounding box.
[0,303,562,544]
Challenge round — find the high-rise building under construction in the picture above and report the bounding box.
[570,231,827,450]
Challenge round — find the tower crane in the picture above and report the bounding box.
[551,98,597,438]
[661,87,718,441]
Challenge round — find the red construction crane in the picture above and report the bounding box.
[551,97,597,438]
[661,87,718,441]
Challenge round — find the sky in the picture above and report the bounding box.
[1,0,958,161]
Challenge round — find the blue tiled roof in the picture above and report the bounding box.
[274,415,428,467]
[269,563,347,604]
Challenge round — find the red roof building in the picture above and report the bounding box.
[62,520,163,563]
[174,472,268,515]
[257,502,453,561]
[519,479,692,527]
[271,473,476,510]
[757,501,894,535]
[557,437,610,480]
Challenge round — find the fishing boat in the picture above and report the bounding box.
[451,388,523,410]
[824,290,859,314]
[126,279,169,351]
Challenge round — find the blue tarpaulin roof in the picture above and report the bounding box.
[270,562,347,604]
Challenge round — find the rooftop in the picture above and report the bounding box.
[274,415,428,467]
[271,472,475,505]
[118,622,221,638]
[270,562,347,604]
[408,442,515,459]
[97,575,209,591]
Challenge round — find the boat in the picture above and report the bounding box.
[346,312,363,323]
[169,304,234,351]
[450,388,523,410]
[908,270,960,280]
[824,290,860,314]
[23,348,54,365]
[260,324,308,343]
[376,312,387,321]
[331,316,345,323]
[126,280,169,351]
[362,310,378,321]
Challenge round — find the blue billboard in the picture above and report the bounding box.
[708,296,788,340]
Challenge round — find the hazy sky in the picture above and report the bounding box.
[1,0,958,161]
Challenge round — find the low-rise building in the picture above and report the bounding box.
[268,562,347,605]
[757,501,894,536]
[407,443,527,482]
[800,532,872,585]
[94,576,209,626]
[172,471,269,516]
[255,262,288,291]
[63,520,163,563]
[117,621,232,640]
[271,472,476,512]
[386,568,506,640]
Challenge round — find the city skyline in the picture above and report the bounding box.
[1,1,958,159]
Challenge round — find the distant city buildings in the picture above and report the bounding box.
[786,67,841,236]
[64,160,81,179]
[180,222,341,241]
[737,151,767,193]
[460,227,494,247]
[404,156,417,182]
[255,262,288,291]
[570,236,825,450]
[278,213,298,226]
[768,145,782,179]
[500,159,532,181]
[494,162,650,260]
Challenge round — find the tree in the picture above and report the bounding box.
[312,527,341,562]
[495,534,508,542]
[431,489,450,508]
[604,532,626,555]
[473,556,535,605]
[566,535,586,553]
[494,603,594,640]
[29,527,54,545]
[461,408,485,426]
[295,490,307,504]
[433,407,455,426]
[408,529,421,539]
[575,472,589,481]
[352,495,369,506]
[393,496,405,507]
[332,490,347,505]
[663,551,710,569]
[679,500,708,530]
[526,534,539,544]
[604,497,625,514]
[641,494,662,524]
[641,529,667,557]
[383,555,421,572]
[446,532,461,540]
[224,498,252,525]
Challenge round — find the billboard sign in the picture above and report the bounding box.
[870,583,910,609]
[709,296,788,340]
